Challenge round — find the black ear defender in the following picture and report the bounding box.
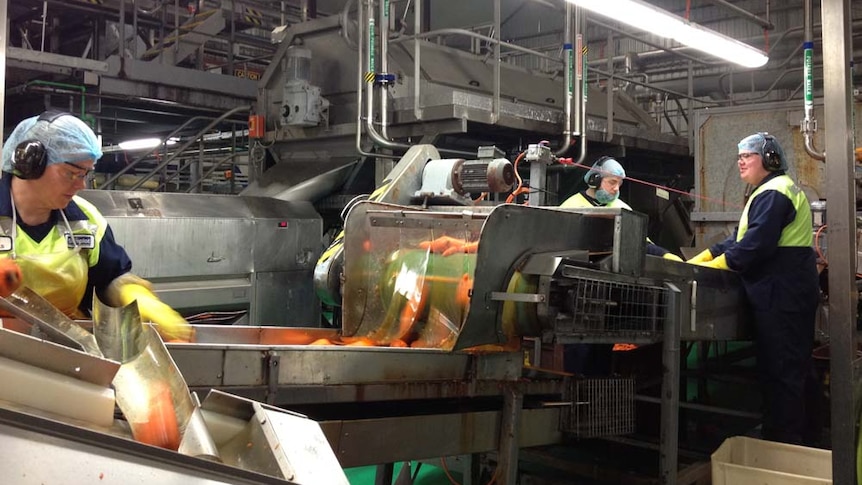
[586,156,612,188]
[760,132,783,172]
[11,110,71,180]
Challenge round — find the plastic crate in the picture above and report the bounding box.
[711,436,832,484]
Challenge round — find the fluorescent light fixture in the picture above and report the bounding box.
[566,0,769,68]
[118,137,178,151]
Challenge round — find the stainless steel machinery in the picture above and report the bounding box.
[164,198,752,484]
[79,190,323,327]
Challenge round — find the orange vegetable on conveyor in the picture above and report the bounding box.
[132,383,180,451]
[0,259,22,298]
[418,235,467,254]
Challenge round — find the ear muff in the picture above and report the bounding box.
[587,156,612,188]
[11,110,71,180]
[760,133,782,172]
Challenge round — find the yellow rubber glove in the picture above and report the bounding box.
[107,274,194,342]
[662,253,684,262]
[686,248,713,264]
[692,254,731,271]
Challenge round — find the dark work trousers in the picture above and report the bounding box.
[754,306,816,445]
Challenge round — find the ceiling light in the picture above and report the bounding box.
[118,137,177,151]
[566,0,769,68]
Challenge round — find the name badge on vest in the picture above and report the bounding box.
[0,236,12,252]
[66,233,96,249]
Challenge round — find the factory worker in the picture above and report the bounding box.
[560,156,684,261]
[688,132,818,445]
[0,111,193,342]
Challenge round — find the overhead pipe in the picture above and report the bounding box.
[354,0,404,158]
[704,0,774,30]
[554,1,573,156]
[559,5,587,165]
[363,0,403,149]
[492,0,501,125]
[801,0,825,161]
[413,0,422,120]
[354,0,473,159]
[378,0,391,138]
[605,28,613,143]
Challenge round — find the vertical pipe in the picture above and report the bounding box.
[379,0,390,138]
[301,0,309,22]
[228,0,235,73]
[605,29,613,142]
[132,0,138,59]
[822,1,857,483]
[173,0,179,59]
[659,282,681,485]
[554,1,573,156]
[40,1,48,52]
[365,0,377,141]
[413,0,423,120]
[802,0,825,160]
[492,0,501,124]
[356,0,369,155]
[118,0,124,58]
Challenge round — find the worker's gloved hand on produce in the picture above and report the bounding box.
[690,254,731,271]
[662,252,684,262]
[686,248,714,264]
[106,273,194,342]
[418,235,479,256]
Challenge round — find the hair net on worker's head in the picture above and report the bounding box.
[584,157,625,205]
[583,157,626,186]
[2,113,102,173]
[584,158,626,184]
[737,132,787,171]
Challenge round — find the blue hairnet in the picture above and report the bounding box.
[584,157,626,185]
[738,132,787,170]
[2,113,102,173]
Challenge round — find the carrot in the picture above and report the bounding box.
[132,383,180,450]
[389,339,409,348]
[345,337,375,347]
[442,241,479,257]
[418,236,467,254]
[0,259,22,298]
[309,338,334,346]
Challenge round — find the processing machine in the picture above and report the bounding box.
[0,146,753,485]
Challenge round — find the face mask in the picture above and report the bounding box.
[595,189,618,205]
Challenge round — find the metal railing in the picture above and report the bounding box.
[102,105,251,192]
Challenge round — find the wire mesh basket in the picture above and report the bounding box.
[561,377,635,438]
[561,275,668,339]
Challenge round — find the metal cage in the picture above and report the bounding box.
[563,276,668,339]
[561,378,635,438]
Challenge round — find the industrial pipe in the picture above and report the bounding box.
[413,0,422,120]
[379,0,390,138]
[802,0,826,161]
[554,1,573,156]
[492,0,501,125]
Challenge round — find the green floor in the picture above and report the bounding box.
[345,463,461,485]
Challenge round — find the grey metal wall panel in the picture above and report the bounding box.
[692,100,855,246]
[107,217,254,278]
[255,271,319,326]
